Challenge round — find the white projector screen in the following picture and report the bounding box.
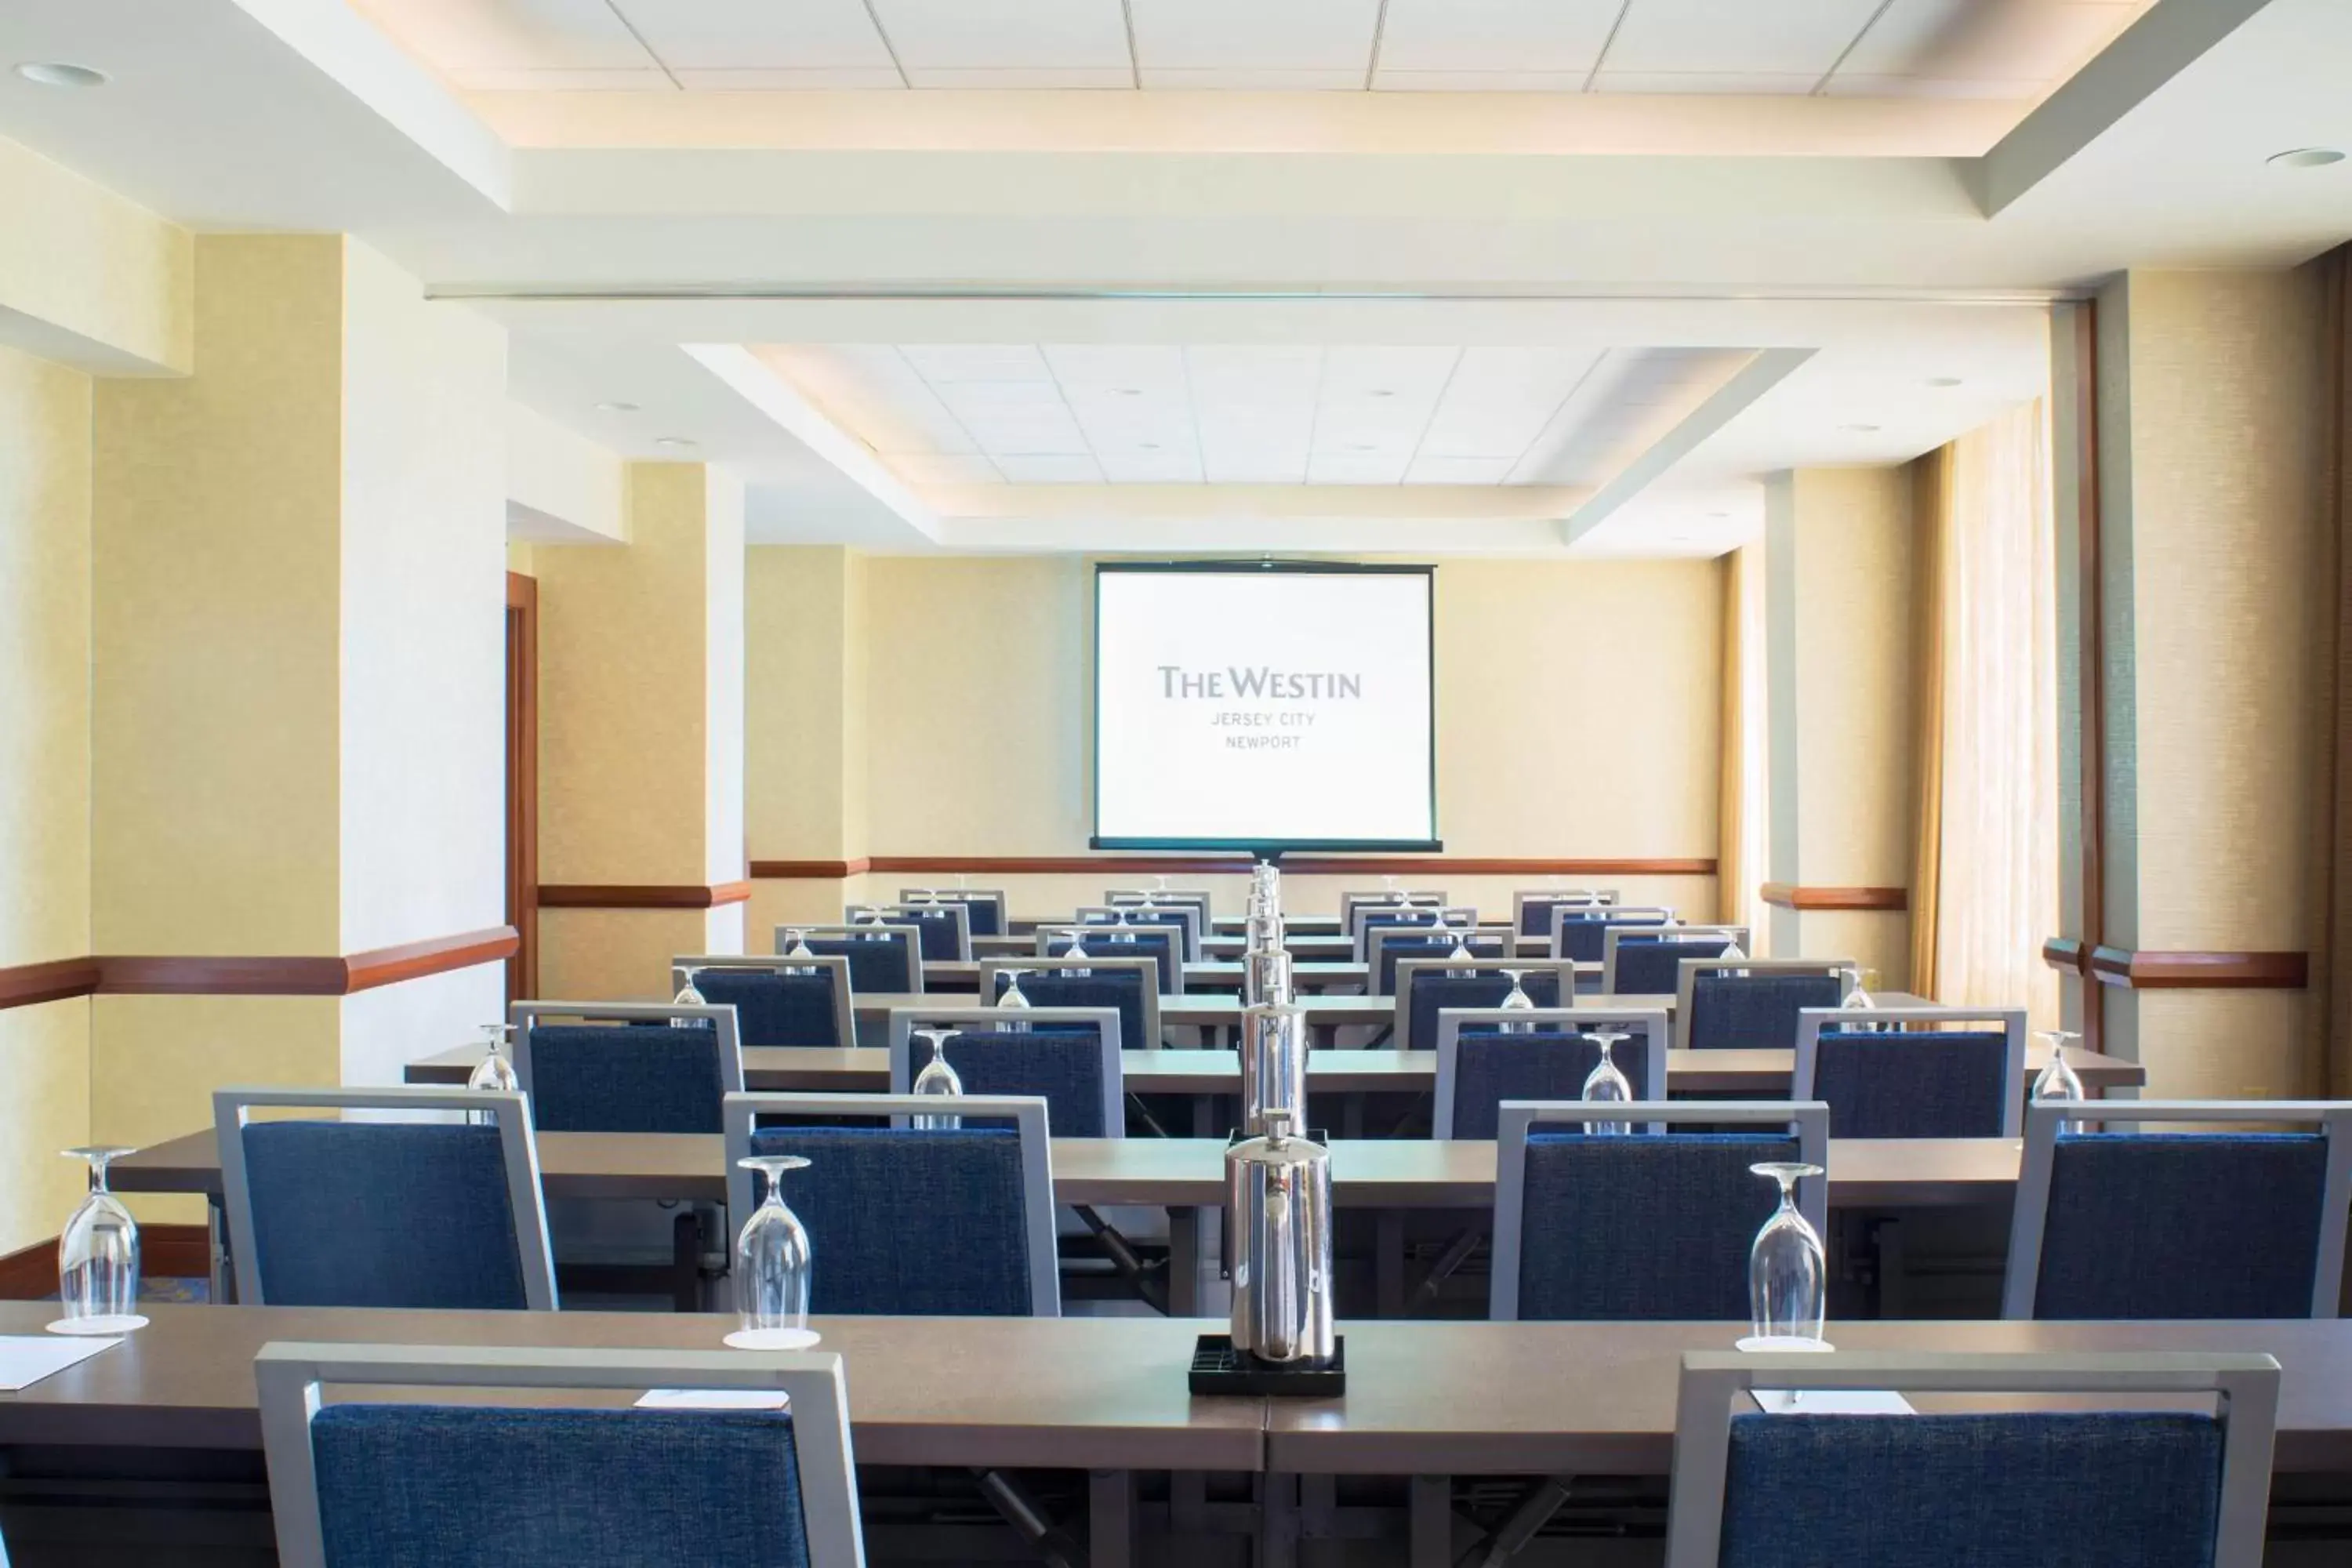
[1092,563,1439,851]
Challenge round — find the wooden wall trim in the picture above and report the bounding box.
[537,882,753,909]
[750,855,1719,879]
[2087,946,2310,990]
[0,1224,209,1300]
[1759,884,1908,911]
[2071,299,2108,1051]
[0,927,518,1010]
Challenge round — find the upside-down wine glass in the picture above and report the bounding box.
[1747,1162,1828,1347]
[53,1147,144,1335]
[466,1022,520,1123]
[1581,1032,1634,1136]
[858,905,886,926]
[1383,875,1406,906]
[1841,964,1878,1014]
[782,927,816,960]
[996,967,1033,1033]
[729,1154,816,1350]
[909,1026,964,1131]
[1061,929,1091,977]
[672,965,708,1013]
[1497,968,1536,1035]
[2032,1029,2087,1134]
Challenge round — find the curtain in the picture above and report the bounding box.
[1920,401,2060,1025]
[1718,545,1770,949]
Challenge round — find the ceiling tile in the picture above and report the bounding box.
[1588,71,1821,95]
[671,67,909,88]
[612,0,895,70]
[1374,0,1620,74]
[1137,68,1370,89]
[1315,346,1459,457]
[1403,456,1516,485]
[872,0,1131,70]
[1189,346,1320,484]
[905,67,1137,87]
[892,453,1004,485]
[352,0,652,71]
[1371,70,1594,92]
[1599,0,1886,78]
[1130,0,1384,71]
[902,344,1055,383]
[1835,0,2144,84]
[1819,72,2040,100]
[1098,448,1206,483]
[1417,348,1599,459]
[995,455,1106,483]
[1306,450,1411,485]
[449,67,675,89]
[769,345,982,454]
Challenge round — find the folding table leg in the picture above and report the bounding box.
[1258,1473,1299,1568]
[1089,1469,1134,1568]
[1410,1475,1455,1568]
[207,1193,236,1305]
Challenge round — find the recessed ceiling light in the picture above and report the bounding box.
[2268,147,2345,169]
[1138,441,1160,450]
[1367,390,1395,398]
[1112,387,1143,397]
[1842,423,1882,433]
[15,62,107,89]
[1926,377,1963,388]
[595,401,639,414]
[1347,442,1377,452]
[1706,511,1730,519]
[654,436,698,450]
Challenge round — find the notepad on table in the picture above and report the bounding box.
[0,1334,124,1392]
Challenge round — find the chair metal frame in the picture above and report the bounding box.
[1490,1099,1831,1321]
[979,955,1163,1049]
[1075,902,1203,963]
[1664,1348,2278,1568]
[1036,921,1188,994]
[508,1000,746,1108]
[1792,1003,2027,1138]
[256,1341,866,1568]
[1339,890,1450,926]
[1104,887,1211,931]
[1546,904,1678,960]
[1394,957,1583,1052]
[897,887,1007,939]
[1599,925,1751,993]
[674,953,856,1047]
[722,1091,1062,1316]
[775,923,925,994]
[212,1086,557,1312]
[885,1005,1125,1138]
[846,902,973,961]
[1367,924,1512,994]
[2003,1098,2352,1320]
[1671,957,1851,1051]
[1432,1005,1671,1138]
[1511,889,1621,938]
[1349,905,1481,963]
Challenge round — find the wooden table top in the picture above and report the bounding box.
[405,1039,2143,1098]
[1265,1317,2352,1476]
[0,1302,1261,1471]
[115,1129,2029,1210]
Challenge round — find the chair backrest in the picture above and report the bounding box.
[1793,1004,2027,1139]
[779,924,922,993]
[1434,1007,1670,1140]
[213,1087,557,1312]
[1350,905,1480,962]
[2005,1100,2352,1321]
[724,1092,1059,1316]
[1367,925,1512,996]
[1104,887,1210,931]
[1602,926,1751,994]
[1664,1348,2278,1568]
[256,1341,865,1568]
[1394,959,1576,1052]
[1547,904,1675,961]
[980,956,1161,1051]
[509,1000,744,1134]
[1076,902,1203,961]
[1512,889,1620,937]
[1674,959,1848,1051]
[898,887,1007,938]
[1490,1100,1829,1321]
[677,955,855,1047]
[847,902,971,961]
[887,1006,1123,1138]
[1339,890,1449,926]
[1038,922,1184,993]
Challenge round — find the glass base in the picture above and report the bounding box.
[47,1314,147,1336]
[724,1327,821,1351]
[1734,1335,1833,1353]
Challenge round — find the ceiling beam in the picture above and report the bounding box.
[1559,348,1814,547]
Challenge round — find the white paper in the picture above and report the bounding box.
[0,1334,123,1391]
[634,1388,792,1411]
[1751,1388,1917,1417]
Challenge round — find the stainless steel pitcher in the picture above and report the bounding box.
[1227,1109,1334,1367]
[1242,946,1293,1009]
[1239,1000,1305,1136]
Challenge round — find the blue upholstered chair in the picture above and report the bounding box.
[1673,959,1848,1051]
[1340,889,1449,931]
[779,923,922,993]
[256,1341,864,1568]
[1602,926,1751,995]
[1104,888,1210,953]
[213,1087,557,1311]
[982,956,1161,1051]
[1512,889,1618,938]
[677,955,855,1048]
[510,1000,743,1134]
[1432,1007,1670,1140]
[1077,902,1204,963]
[1792,1004,2027,1139]
[1662,1349,2279,1568]
[886,1005,1124,1138]
[899,887,1007,938]
[1368,927,1510,996]
[2005,1100,2352,1320]
[1549,905,1675,962]
[1040,923,1184,993]
[1490,1100,1829,1320]
[1347,905,1477,957]
[724,1092,1060,1316]
[1393,959,1576,1053]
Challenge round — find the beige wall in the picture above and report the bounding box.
[0,135,191,375]
[0,343,95,1253]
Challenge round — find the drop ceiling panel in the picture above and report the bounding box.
[904,67,1136,86]
[672,67,909,88]
[1589,71,1822,95]
[901,343,1055,383]
[452,67,674,89]
[350,0,651,72]
[1137,68,1370,89]
[1374,0,1620,74]
[611,0,895,70]
[1188,346,1323,484]
[1418,348,1600,459]
[1129,0,1384,71]
[873,0,1132,71]
[1834,0,2147,84]
[1600,0,1886,77]
[996,454,1105,482]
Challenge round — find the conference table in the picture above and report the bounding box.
[922,959,1372,994]
[4,1302,2348,1568]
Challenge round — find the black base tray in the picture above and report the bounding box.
[1189,1334,1345,1397]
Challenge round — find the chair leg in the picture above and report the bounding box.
[973,1467,1088,1568]
[670,1210,702,1314]
[1072,1204,1171,1316]
[1124,1092,1174,1139]
[1410,1476,1457,1568]
[1457,1476,1573,1568]
[1408,1227,1485,1314]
